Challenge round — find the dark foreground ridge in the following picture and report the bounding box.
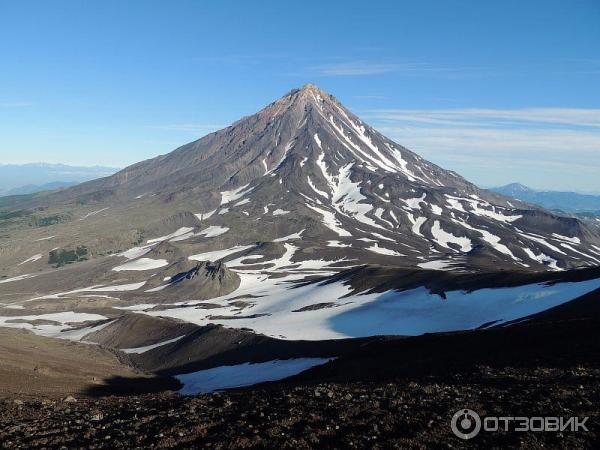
[2,367,598,449]
[2,288,600,449]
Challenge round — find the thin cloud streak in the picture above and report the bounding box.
[307,61,477,78]
[311,62,400,76]
[353,95,387,100]
[377,126,600,154]
[365,108,600,128]
[364,107,600,190]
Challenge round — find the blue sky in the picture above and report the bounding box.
[1,0,599,191]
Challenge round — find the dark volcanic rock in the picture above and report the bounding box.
[1,367,598,449]
[82,314,199,349]
[158,260,241,298]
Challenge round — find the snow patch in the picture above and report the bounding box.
[307,176,329,199]
[327,240,351,248]
[406,213,427,237]
[313,133,322,149]
[552,233,581,245]
[0,311,110,341]
[80,207,109,220]
[430,221,472,252]
[367,244,405,257]
[273,230,305,242]
[522,248,560,270]
[306,204,351,237]
[112,258,168,272]
[454,219,518,260]
[233,198,251,207]
[18,254,43,266]
[0,274,37,284]
[121,335,186,354]
[220,184,254,205]
[189,245,255,262]
[402,193,426,210]
[194,209,216,221]
[177,358,333,395]
[119,245,154,260]
[417,260,458,271]
[147,227,194,244]
[199,226,229,238]
[430,204,443,215]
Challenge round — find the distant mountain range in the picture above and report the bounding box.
[0,163,118,197]
[490,183,600,214]
[4,180,80,196]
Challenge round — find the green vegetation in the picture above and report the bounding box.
[48,246,88,267]
[75,190,114,205]
[0,208,73,233]
[0,209,29,221]
[0,193,36,209]
[133,230,144,245]
[32,213,71,227]
[0,209,33,231]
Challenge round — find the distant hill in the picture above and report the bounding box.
[5,180,79,196]
[0,163,118,197]
[491,183,600,214]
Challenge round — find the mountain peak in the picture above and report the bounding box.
[498,183,535,193]
[282,83,332,107]
[300,83,320,92]
[30,85,600,273]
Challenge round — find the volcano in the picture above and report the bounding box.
[18,83,599,272]
[2,84,600,345]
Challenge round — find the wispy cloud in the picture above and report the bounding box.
[363,107,600,190]
[365,108,600,128]
[307,60,476,78]
[310,61,400,76]
[353,95,387,100]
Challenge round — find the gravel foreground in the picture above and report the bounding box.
[2,366,599,449]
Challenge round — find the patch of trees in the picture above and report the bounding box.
[48,246,88,267]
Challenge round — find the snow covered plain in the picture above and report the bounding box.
[3,224,600,345]
[136,248,600,340]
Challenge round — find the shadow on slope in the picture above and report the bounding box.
[82,375,181,397]
[84,269,600,397]
[281,288,600,385]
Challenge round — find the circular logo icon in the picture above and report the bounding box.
[451,409,481,439]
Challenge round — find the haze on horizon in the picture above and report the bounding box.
[0,0,599,191]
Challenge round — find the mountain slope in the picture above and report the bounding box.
[10,84,598,275]
[2,84,600,366]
